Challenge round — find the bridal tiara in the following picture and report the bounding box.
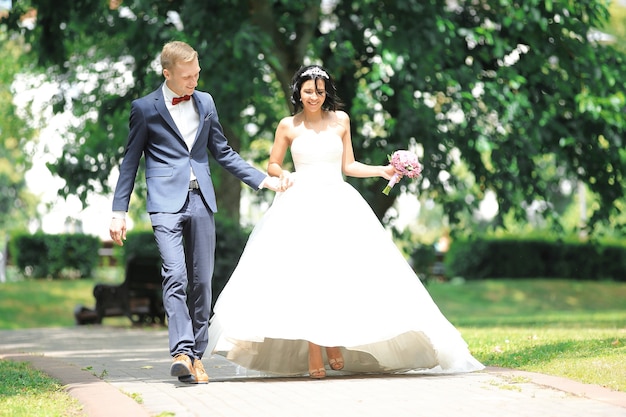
[301,67,329,79]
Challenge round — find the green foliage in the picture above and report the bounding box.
[9,233,101,279]
[9,233,46,278]
[445,236,626,281]
[48,234,102,278]
[606,1,626,53]
[409,243,437,279]
[0,29,38,240]
[3,0,626,234]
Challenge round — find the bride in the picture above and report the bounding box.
[207,64,484,378]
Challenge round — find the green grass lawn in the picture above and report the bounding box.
[0,268,126,329]
[0,273,624,417]
[427,278,626,392]
[0,360,84,417]
[428,279,626,328]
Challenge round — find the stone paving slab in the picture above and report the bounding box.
[1,327,625,417]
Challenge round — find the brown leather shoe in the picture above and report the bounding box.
[192,359,209,384]
[170,354,193,377]
[178,359,209,384]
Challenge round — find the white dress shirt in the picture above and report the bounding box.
[162,83,199,182]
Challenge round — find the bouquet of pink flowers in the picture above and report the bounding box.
[382,150,423,195]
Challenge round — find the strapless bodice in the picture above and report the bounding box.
[291,133,343,183]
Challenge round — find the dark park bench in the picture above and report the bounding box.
[82,255,166,325]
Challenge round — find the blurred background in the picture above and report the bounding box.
[1,0,626,283]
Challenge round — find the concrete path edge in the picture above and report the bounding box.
[485,366,626,409]
[2,353,151,417]
[2,354,625,416]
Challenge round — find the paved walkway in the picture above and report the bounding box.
[1,326,625,417]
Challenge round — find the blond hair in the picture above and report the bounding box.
[160,41,198,70]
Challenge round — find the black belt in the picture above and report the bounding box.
[189,179,199,190]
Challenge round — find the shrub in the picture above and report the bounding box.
[409,244,437,279]
[446,237,626,281]
[9,233,101,279]
[10,233,48,278]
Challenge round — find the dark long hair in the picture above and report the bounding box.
[290,65,343,114]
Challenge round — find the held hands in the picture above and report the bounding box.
[263,171,295,192]
[109,218,127,246]
[279,170,295,191]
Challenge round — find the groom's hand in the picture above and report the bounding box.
[262,176,285,192]
[109,218,127,246]
[261,172,294,192]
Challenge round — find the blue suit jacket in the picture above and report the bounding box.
[112,87,266,214]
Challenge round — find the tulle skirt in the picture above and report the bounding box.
[208,177,483,375]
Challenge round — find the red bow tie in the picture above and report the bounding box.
[172,95,191,105]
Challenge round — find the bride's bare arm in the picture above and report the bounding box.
[267,118,296,190]
[339,112,395,180]
[268,119,292,177]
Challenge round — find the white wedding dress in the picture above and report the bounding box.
[208,132,484,375]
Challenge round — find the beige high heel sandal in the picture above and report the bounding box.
[326,346,344,371]
[308,342,327,379]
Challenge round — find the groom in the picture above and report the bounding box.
[109,41,283,384]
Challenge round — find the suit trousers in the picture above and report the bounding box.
[150,189,216,359]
